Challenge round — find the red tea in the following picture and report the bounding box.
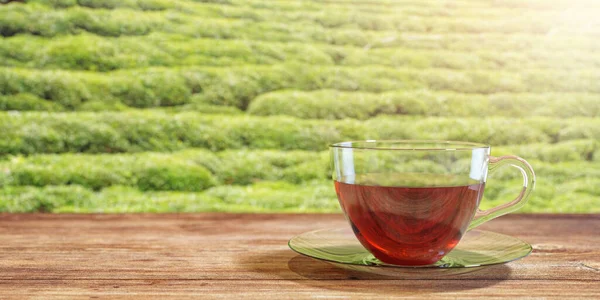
[335,175,484,266]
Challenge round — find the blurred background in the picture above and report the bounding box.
[0,0,598,213]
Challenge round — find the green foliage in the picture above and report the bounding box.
[0,140,595,192]
[5,34,599,72]
[39,0,79,8]
[0,185,226,213]
[0,149,323,190]
[0,0,598,213]
[2,66,598,110]
[248,90,600,119]
[481,177,600,213]
[1,112,599,155]
[2,176,599,213]
[0,0,572,38]
[0,68,93,108]
[158,103,243,114]
[0,4,167,37]
[0,93,64,111]
[249,90,386,120]
[494,140,597,163]
[2,1,599,51]
[0,152,218,191]
[0,182,339,213]
[77,0,125,9]
[204,181,338,211]
[0,185,94,212]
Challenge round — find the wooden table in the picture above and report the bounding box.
[0,214,598,299]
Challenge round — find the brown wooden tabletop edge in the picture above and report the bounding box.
[1,278,599,282]
[0,213,598,220]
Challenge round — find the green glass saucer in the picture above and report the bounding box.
[289,228,531,275]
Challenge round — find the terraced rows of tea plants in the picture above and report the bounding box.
[1,0,599,213]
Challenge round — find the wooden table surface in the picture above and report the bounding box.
[0,213,598,299]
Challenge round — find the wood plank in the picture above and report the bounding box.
[0,280,598,300]
[0,213,598,298]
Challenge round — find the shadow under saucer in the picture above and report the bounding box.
[240,249,514,295]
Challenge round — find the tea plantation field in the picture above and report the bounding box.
[1,0,599,213]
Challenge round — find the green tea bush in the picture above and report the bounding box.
[1,0,599,214]
[93,186,226,213]
[218,2,447,19]
[0,68,194,108]
[191,0,234,5]
[138,0,175,10]
[158,36,334,65]
[135,163,216,191]
[248,90,600,119]
[367,33,600,52]
[74,0,173,10]
[2,112,600,154]
[166,16,600,49]
[0,93,64,111]
[39,35,122,71]
[0,149,324,189]
[0,34,335,70]
[204,181,338,212]
[4,2,600,53]
[494,140,597,163]
[281,158,330,183]
[558,122,600,142]
[0,64,600,112]
[61,186,224,213]
[215,116,355,150]
[0,5,168,37]
[248,90,382,119]
[9,4,561,39]
[0,37,35,66]
[534,161,600,182]
[31,0,79,8]
[214,150,320,184]
[480,174,600,213]
[76,100,129,111]
[562,178,600,196]
[71,8,167,36]
[0,152,217,191]
[2,66,598,110]
[2,176,598,213]
[1,140,594,191]
[27,34,174,71]
[135,71,191,107]
[366,117,556,145]
[0,113,125,154]
[77,0,129,9]
[339,48,600,70]
[0,185,94,212]
[0,181,339,213]
[0,185,225,213]
[0,68,93,108]
[0,4,74,37]
[222,3,574,31]
[159,102,243,114]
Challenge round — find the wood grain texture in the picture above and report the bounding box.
[0,213,599,299]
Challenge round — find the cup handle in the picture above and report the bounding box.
[468,155,536,230]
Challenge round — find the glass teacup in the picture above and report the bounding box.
[330,140,535,266]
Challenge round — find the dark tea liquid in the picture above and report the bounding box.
[335,175,484,266]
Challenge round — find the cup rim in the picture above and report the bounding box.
[329,140,490,151]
